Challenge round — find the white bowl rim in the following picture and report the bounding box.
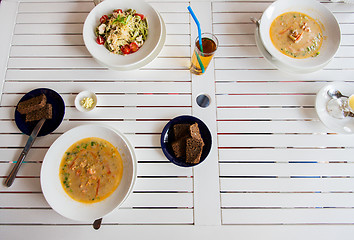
[40,124,137,221]
[83,0,162,68]
[259,0,341,69]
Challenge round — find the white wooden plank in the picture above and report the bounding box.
[217,108,318,120]
[190,1,221,226]
[214,23,256,35]
[0,106,191,120]
[218,135,354,148]
[215,58,354,70]
[212,2,269,12]
[137,163,193,177]
[216,46,261,57]
[0,120,167,134]
[0,177,193,192]
[216,34,255,46]
[213,12,262,23]
[149,2,189,13]
[216,82,332,94]
[218,148,354,162]
[216,95,315,107]
[1,208,193,224]
[6,69,191,81]
[217,121,330,134]
[16,12,88,23]
[18,2,93,13]
[15,12,190,24]
[215,69,354,81]
[0,192,193,208]
[219,163,354,177]
[3,81,191,94]
[1,93,191,107]
[220,178,354,192]
[221,193,354,207]
[2,225,354,240]
[222,209,354,224]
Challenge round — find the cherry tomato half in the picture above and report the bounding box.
[134,13,145,20]
[130,42,139,53]
[121,44,131,54]
[99,15,109,23]
[96,35,105,45]
[114,9,123,13]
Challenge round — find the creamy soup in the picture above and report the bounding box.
[59,137,123,203]
[269,12,323,59]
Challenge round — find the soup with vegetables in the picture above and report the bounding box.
[269,12,324,59]
[59,137,123,203]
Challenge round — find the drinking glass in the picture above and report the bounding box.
[190,33,219,75]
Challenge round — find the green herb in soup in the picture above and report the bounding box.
[270,12,324,59]
[59,137,123,203]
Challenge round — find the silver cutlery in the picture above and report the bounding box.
[4,118,46,187]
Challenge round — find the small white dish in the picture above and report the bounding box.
[41,125,137,221]
[83,0,165,71]
[75,91,97,112]
[258,0,341,73]
[316,83,354,134]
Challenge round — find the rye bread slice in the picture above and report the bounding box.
[25,103,52,122]
[173,124,190,139]
[171,137,187,158]
[17,94,47,114]
[186,137,204,164]
[190,123,202,140]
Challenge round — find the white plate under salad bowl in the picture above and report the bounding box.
[83,0,164,71]
[258,0,341,73]
[41,125,137,221]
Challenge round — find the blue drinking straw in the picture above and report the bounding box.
[187,6,205,73]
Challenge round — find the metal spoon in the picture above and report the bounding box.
[250,17,260,27]
[327,89,349,99]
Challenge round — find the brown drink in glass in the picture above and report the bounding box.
[190,33,218,75]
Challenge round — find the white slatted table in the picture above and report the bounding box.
[1,0,354,239]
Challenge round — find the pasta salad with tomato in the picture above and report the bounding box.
[95,9,148,55]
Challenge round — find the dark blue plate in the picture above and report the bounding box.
[160,115,212,167]
[15,88,65,136]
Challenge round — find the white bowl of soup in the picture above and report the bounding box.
[41,125,137,221]
[259,0,341,73]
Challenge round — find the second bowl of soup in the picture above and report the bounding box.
[259,0,340,72]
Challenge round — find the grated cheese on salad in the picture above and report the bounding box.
[95,9,148,55]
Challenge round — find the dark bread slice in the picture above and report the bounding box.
[171,137,187,158]
[173,124,190,139]
[17,94,47,114]
[186,137,204,164]
[189,123,202,140]
[25,103,52,122]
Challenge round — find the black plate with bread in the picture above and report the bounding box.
[15,88,65,136]
[160,115,212,167]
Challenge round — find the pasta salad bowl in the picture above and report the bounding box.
[83,0,165,71]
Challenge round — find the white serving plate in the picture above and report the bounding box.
[316,83,354,134]
[41,125,137,221]
[259,0,341,72]
[83,0,164,70]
